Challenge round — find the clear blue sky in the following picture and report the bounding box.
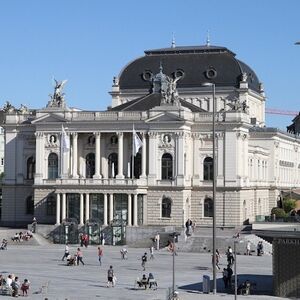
[1,0,300,129]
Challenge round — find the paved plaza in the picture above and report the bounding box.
[0,233,288,300]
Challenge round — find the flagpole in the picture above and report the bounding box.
[132,124,135,179]
[60,125,63,178]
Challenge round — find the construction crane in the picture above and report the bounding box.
[265,108,299,116]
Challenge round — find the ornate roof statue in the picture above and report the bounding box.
[152,64,182,106]
[18,104,29,114]
[2,101,16,113]
[227,98,249,113]
[47,79,68,108]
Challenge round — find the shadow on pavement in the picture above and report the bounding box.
[179,274,273,295]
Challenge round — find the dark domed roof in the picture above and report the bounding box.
[119,45,260,92]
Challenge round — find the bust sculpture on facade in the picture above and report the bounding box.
[47,79,68,108]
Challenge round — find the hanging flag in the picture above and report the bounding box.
[61,125,70,152]
[133,126,143,156]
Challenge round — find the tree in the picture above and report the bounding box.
[271,207,286,218]
[283,199,296,213]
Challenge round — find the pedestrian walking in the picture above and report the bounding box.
[246,241,251,255]
[101,232,106,246]
[212,249,221,270]
[98,246,103,266]
[226,246,234,266]
[149,246,154,260]
[61,243,70,261]
[155,233,160,250]
[141,252,147,271]
[76,248,85,265]
[107,265,115,287]
[32,217,37,233]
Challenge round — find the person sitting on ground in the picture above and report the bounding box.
[11,233,20,242]
[6,274,13,287]
[20,278,30,296]
[1,239,8,250]
[19,232,24,242]
[140,274,148,289]
[68,253,78,266]
[237,280,251,295]
[0,274,5,287]
[147,273,157,289]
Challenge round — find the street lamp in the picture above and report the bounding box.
[169,231,180,300]
[202,82,216,294]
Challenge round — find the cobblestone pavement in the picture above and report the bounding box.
[0,240,287,300]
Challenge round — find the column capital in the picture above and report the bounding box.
[72,132,78,137]
[148,131,157,137]
[117,132,123,137]
[35,132,44,137]
[93,132,101,137]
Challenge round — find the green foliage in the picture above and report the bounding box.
[271,207,286,218]
[283,199,296,213]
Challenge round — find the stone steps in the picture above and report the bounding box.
[0,228,44,246]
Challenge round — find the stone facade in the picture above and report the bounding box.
[2,44,300,228]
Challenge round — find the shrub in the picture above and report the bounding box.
[283,199,296,213]
[271,207,286,218]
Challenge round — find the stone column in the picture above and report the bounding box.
[103,193,108,226]
[72,133,78,178]
[133,194,138,226]
[85,193,90,222]
[80,193,84,225]
[192,133,200,181]
[116,132,124,178]
[148,132,157,184]
[109,193,114,223]
[127,194,132,226]
[94,132,102,178]
[176,132,185,185]
[61,131,70,178]
[62,193,66,221]
[141,133,147,177]
[34,132,45,184]
[56,193,61,225]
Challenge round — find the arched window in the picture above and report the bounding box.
[26,156,35,179]
[108,153,118,178]
[46,195,56,216]
[162,197,172,218]
[26,196,34,215]
[48,153,58,179]
[161,153,173,180]
[86,153,95,178]
[204,198,213,217]
[203,157,213,181]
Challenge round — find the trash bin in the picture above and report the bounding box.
[203,275,210,294]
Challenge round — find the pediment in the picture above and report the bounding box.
[145,112,185,123]
[31,113,68,124]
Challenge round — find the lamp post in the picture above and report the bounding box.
[202,82,216,294]
[234,239,244,300]
[169,232,180,300]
